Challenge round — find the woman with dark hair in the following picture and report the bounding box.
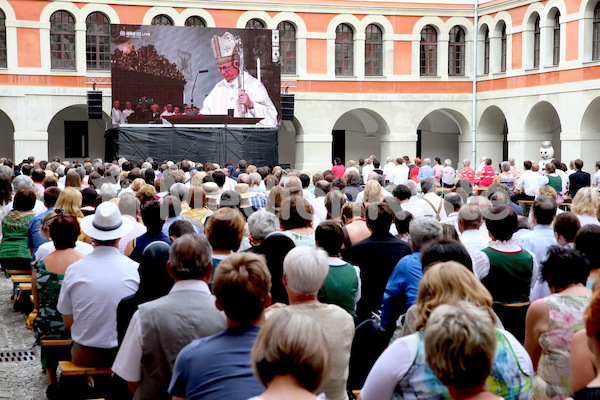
[332,157,345,179]
[575,224,600,289]
[117,241,174,344]
[525,246,592,400]
[80,187,98,216]
[0,188,36,270]
[420,238,473,272]
[31,214,86,397]
[65,170,82,189]
[478,158,495,188]
[125,200,172,261]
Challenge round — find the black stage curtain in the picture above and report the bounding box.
[105,126,279,166]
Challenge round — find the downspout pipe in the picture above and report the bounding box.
[472,0,479,165]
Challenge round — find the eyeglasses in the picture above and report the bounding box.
[218,64,235,72]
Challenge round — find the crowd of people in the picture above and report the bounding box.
[0,152,600,400]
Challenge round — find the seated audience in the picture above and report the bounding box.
[425,302,501,400]
[277,246,354,400]
[525,247,592,400]
[169,253,271,400]
[360,261,532,400]
[205,207,246,268]
[126,201,172,261]
[250,310,331,400]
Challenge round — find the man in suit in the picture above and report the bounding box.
[568,158,591,198]
[344,202,411,322]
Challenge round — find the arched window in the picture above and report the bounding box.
[553,11,560,66]
[335,23,354,76]
[245,19,265,29]
[483,27,490,74]
[594,3,600,60]
[86,12,110,70]
[151,15,173,26]
[0,10,6,68]
[420,25,437,76]
[185,16,206,27]
[533,15,540,68]
[448,26,465,76]
[278,21,296,75]
[501,23,507,72]
[50,11,76,70]
[365,24,383,76]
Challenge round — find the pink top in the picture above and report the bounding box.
[479,165,495,187]
[459,167,475,184]
[332,165,346,178]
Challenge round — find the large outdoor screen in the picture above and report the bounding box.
[110,24,281,126]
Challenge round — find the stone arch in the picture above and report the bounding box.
[525,101,562,162]
[278,117,304,169]
[141,7,180,26]
[478,106,509,165]
[331,108,390,165]
[417,108,469,166]
[179,9,216,27]
[0,108,15,160]
[236,11,272,29]
[80,4,120,24]
[47,105,110,161]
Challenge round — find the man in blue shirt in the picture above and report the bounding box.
[417,158,435,182]
[379,217,443,333]
[27,186,61,258]
[169,252,271,400]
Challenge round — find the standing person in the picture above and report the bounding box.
[417,158,434,182]
[200,32,278,126]
[168,253,271,400]
[592,161,600,190]
[433,157,444,182]
[409,157,421,182]
[440,159,455,188]
[525,247,592,400]
[568,159,591,199]
[57,202,139,366]
[0,188,37,271]
[112,235,226,400]
[112,100,122,125]
[332,157,345,179]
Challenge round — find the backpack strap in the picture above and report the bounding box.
[422,197,442,221]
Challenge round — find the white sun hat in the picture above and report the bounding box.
[80,201,133,241]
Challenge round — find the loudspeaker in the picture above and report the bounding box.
[87,91,103,119]
[281,94,294,121]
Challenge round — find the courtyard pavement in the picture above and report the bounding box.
[0,275,47,399]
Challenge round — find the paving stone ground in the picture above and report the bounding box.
[0,275,47,399]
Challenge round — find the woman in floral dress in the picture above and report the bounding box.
[32,214,86,397]
[525,247,592,400]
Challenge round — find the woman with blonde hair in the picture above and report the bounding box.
[250,309,331,400]
[135,184,157,208]
[360,262,532,400]
[571,187,600,227]
[181,186,213,227]
[55,187,83,219]
[361,180,383,206]
[190,170,207,187]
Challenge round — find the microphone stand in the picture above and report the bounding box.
[190,70,208,109]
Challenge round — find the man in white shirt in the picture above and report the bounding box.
[513,160,546,201]
[382,157,396,183]
[592,161,600,190]
[111,100,122,125]
[362,156,375,184]
[440,192,462,232]
[458,204,490,262]
[390,157,409,188]
[415,177,447,220]
[120,101,135,124]
[57,202,139,366]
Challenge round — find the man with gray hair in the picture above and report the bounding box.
[415,177,447,220]
[382,156,395,184]
[246,210,294,304]
[117,193,147,254]
[379,217,443,333]
[247,172,267,209]
[2,174,46,215]
[113,234,226,400]
[280,246,354,400]
[440,192,463,231]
